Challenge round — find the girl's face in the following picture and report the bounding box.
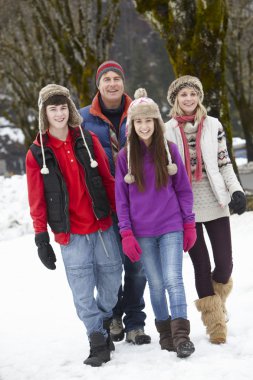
[133,117,155,146]
[177,87,199,115]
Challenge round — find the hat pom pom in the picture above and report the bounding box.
[90,159,98,168]
[124,173,135,184]
[41,166,49,175]
[167,163,177,176]
[134,88,147,99]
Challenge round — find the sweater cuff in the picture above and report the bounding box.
[120,229,133,238]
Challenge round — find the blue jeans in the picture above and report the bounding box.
[112,220,147,332]
[137,231,187,321]
[60,227,122,338]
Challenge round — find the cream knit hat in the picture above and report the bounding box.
[167,75,204,106]
[38,84,97,174]
[124,88,177,184]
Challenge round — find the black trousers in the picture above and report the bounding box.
[188,217,233,299]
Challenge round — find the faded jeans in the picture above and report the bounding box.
[137,231,187,321]
[60,227,122,338]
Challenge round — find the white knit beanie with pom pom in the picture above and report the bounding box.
[124,88,177,184]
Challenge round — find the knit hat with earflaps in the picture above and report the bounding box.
[38,84,98,175]
[167,75,204,106]
[124,88,177,184]
[38,84,83,132]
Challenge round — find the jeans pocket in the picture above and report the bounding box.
[60,234,76,250]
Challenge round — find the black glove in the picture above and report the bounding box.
[229,191,246,215]
[35,231,56,270]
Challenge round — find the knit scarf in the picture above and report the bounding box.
[175,114,205,182]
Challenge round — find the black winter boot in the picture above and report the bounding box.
[83,332,110,367]
[103,318,115,352]
[170,318,195,358]
[155,318,176,352]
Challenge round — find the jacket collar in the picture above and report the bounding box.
[90,92,132,126]
[34,126,81,148]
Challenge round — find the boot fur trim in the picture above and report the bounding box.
[212,278,233,322]
[212,277,233,303]
[195,295,227,344]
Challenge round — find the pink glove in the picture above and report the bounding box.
[183,223,197,252]
[120,230,142,263]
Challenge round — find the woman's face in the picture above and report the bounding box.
[133,117,155,146]
[177,87,199,115]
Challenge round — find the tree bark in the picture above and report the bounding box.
[134,0,237,170]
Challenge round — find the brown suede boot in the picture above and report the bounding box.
[195,294,227,344]
[212,278,233,322]
[170,318,195,358]
[155,318,175,352]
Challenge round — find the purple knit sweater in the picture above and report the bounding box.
[115,142,195,237]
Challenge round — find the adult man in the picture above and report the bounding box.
[26,84,122,367]
[79,61,151,345]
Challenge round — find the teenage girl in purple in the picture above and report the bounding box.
[115,88,196,358]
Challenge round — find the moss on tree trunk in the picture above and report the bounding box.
[135,0,237,170]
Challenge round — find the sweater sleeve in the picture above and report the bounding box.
[170,142,195,224]
[115,149,132,232]
[91,132,116,211]
[217,122,244,195]
[26,149,48,233]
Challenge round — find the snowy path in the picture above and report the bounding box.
[0,213,253,380]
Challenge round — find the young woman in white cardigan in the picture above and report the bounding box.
[165,75,246,345]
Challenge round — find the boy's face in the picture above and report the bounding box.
[46,103,69,132]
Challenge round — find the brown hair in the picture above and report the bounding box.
[127,119,169,192]
[44,94,70,108]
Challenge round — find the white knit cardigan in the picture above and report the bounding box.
[165,115,244,208]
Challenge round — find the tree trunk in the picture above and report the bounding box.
[134,0,237,170]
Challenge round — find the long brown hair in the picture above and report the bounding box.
[127,119,169,192]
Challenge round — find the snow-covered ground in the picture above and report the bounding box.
[0,175,253,380]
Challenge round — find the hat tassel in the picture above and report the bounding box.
[124,173,135,184]
[39,127,49,175]
[164,138,177,175]
[78,126,98,168]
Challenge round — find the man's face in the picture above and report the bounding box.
[98,71,124,108]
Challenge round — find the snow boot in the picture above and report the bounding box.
[170,318,195,358]
[195,294,227,344]
[110,317,124,342]
[83,332,110,367]
[103,318,115,351]
[155,318,176,352]
[212,277,233,322]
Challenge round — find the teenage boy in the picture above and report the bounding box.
[26,84,122,367]
[79,61,151,345]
